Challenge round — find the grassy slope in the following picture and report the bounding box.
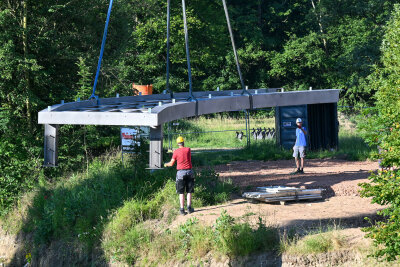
[1,115,378,265]
[281,227,400,267]
[1,152,249,266]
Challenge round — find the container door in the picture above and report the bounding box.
[307,103,338,150]
[276,105,308,149]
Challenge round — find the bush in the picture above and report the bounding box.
[102,171,236,265]
[280,228,346,255]
[213,210,278,256]
[358,4,400,261]
[113,210,279,266]
[195,169,236,206]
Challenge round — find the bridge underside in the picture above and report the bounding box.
[38,88,340,168]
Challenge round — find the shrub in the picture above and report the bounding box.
[358,4,400,261]
[102,171,236,265]
[280,229,346,255]
[118,210,279,266]
[195,169,236,206]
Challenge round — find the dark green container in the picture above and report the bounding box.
[276,103,338,150]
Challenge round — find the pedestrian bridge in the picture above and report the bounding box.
[38,88,340,169]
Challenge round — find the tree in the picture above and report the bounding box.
[358,4,400,261]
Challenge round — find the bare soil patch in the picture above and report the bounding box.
[173,159,382,229]
[215,158,377,197]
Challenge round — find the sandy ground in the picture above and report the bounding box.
[215,159,377,197]
[172,159,383,229]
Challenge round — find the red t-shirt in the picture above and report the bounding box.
[172,147,192,170]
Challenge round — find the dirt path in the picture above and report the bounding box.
[215,159,377,197]
[173,159,382,229]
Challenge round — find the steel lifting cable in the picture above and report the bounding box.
[222,0,252,146]
[182,0,197,102]
[91,0,114,100]
[221,0,246,93]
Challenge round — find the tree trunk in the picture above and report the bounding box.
[22,0,32,130]
[311,0,327,51]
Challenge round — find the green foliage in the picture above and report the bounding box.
[358,4,400,261]
[213,210,278,256]
[102,172,236,264]
[360,171,400,260]
[105,209,279,266]
[280,227,346,255]
[0,0,398,213]
[23,154,160,246]
[193,169,236,206]
[75,57,92,100]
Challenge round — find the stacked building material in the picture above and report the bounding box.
[242,186,323,204]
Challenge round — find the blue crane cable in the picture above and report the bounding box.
[91,0,114,100]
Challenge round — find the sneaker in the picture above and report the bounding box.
[299,169,304,174]
[290,169,301,175]
[187,206,194,214]
[180,208,186,215]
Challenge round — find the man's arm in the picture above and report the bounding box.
[301,127,307,135]
[164,158,176,167]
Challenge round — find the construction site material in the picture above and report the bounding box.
[242,186,324,204]
[132,83,153,96]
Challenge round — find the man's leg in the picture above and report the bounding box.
[300,147,305,172]
[180,194,185,209]
[293,146,300,171]
[176,171,186,215]
[187,193,192,208]
[186,171,195,213]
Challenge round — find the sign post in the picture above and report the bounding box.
[120,127,149,163]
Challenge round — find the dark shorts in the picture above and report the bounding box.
[176,170,194,194]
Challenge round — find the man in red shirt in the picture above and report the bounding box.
[164,136,194,215]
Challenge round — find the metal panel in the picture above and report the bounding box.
[149,126,163,169]
[44,124,59,167]
[277,105,308,149]
[252,89,339,109]
[38,89,340,127]
[38,110,159,126]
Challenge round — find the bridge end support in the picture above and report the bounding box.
[44,124,59,167]
[149,126,163,169]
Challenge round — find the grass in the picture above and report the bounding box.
[163,115,374,166]
[1,149,236,264]
[0,114,378,265]
[280,226,347,255]
[279,226,400,267]
[103,209,280,266]
[190,131,373,166]
[164,116,276,150]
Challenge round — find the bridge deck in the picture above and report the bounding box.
[38,89,340,127]
[39,88,340,168]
